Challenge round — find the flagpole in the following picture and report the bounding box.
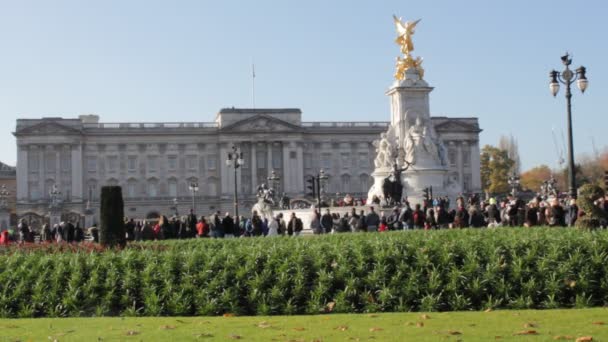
[252,62,256,109]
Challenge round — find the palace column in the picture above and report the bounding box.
[71,143,83,203]
[457,142,464,188]
[296,142,304,193]
[266,142,273,173]
[282,142,291,193]
[250,143,257,194]
[470,141,481,192]
[16,144,29,202]
[219,144,229,194]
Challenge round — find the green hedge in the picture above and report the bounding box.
[1,229,608,317]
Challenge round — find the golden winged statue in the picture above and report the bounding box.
[392,15,424,81]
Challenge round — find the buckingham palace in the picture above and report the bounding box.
[13,107,481,227]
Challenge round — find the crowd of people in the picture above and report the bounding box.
[2,193,607,245]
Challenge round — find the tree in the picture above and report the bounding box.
[498,135,521,175]
[520,165,552,191]
[99,186,126,248]
[480,145,514,195]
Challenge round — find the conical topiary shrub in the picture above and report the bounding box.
[99,186,126,247]
[575,184,606,230]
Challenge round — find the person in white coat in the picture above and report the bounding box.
[267,214,280,236]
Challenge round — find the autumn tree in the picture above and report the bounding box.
[520,165,552,191]
[480,145,514,195]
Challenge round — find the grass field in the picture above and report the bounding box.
[1,308,607,341]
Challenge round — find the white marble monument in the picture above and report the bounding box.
[367,17,461,206]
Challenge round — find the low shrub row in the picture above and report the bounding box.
[1,228,607,317]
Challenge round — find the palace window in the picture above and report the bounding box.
[167,156,177,171]
[358,153,368,168]
[304,153,312,169]
[147,156,158,172]
[321,153,331,169]
[187,156,197,171]
[341,174,351,191]
[127,180,137,198]
[462,149,471,167]
[61,153,71,171]
[28,151,39,173]
[256,151,265,169]
[45,153,56,172]
[448,148,457,167]
[341,153,350,169]
[207,155,217,170]
[128,156,137,171]
[87,157,97,172]
[107,156,118,172]
[168,178,178,197]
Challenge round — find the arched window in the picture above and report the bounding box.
[147,178,158,197]
[341,174,351,192]
[207,177,218,197]
[359,173,370,192]
[127,179,137,198]
[168,178,178,197]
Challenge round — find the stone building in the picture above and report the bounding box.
[13,108,480,228]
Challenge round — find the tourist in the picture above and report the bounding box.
[399,204,413,230]
[74,223,84,242]
[453,202,469,228]
[223,212,235,238]
[321,209,333,234]
[366,207,380,232]
[485,198,501,228]
[41,223,52,242]
[196,216,209,237]
[310,210,322,234]
[348,211,359,232]
[251,211,263,236]
[261,217,269,236]
[378,215,388,232]
[268,214,280,236]
[436,204,450,229]
[524,200,539,227]
[287,212,304,236]
[412,204,425,229]
[134,221,143,241]
[387,208,401,230]
[125,218,136,241]
[17,219,30,243]
[141,221,154,240]
[550,198,566,227]
[356,210,367,232]
[566,199,579,227]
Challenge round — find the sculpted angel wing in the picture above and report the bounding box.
[393,15,407,35]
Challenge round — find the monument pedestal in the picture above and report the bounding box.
[49,208,62,228]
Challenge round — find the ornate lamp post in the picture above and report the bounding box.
[267,169,281,192]
[173,197,179,217]
[549,53,588,199]
[49,184,61,208]
[188,182,198,213]
[318,169,329,206]
[226,145,244,219]
[507,174,520,197]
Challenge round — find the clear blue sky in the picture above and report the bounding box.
[0,0,606,171]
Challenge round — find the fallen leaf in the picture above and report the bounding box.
[524,323,538,328]
[405,322,415,326]
[514,330,538,335]
[369,327,383,332]
[293,327,306,331]
[447,330,462,335]
[367,314,378,318]
[335,325,348,331]
[485,308,493,312]
[257,321,271,329]
[416,322,424,328]
[592,321,605,325]
[554,337,575,340]
[421,314,431,320]
[326,302,336,312]
[223,313,235,317]
[160,325,176,330]
[495,337,502,340]
[125,330,139,336]
[229,334,242,339]
[576,337,593,342]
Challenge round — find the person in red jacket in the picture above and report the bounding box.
[196,216,209,238]
[0,230,9,245]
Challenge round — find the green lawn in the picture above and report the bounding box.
[1,309,607,341]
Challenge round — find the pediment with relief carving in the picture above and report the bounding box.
[221,114,301,132]
[15,121,82,136]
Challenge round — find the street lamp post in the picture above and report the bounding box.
[549,53,588,199]
[317,169,329,207]
[267,170,281,204]
[507,174,520,197]
[173,197,179,217]
[226,145,244,219]
[188,182,198,213]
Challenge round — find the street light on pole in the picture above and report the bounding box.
[173,197,179,217]
[226,145,244,220]
[507,174,520,197]
[188,182,198,213]
[549,53,588,199]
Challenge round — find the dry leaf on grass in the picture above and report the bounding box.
[229,334,242,339]
[325,302,336,312]
[485,308,493,312]
[334,325,348,331]
[494,336,502,340]
[367,314,378,318]
[369,327,383,332]
[514,330,538,335]
[576,337,593,342]
[553,336,575,340]
[416,322,424,328]
[447,330,462,335]
[125,330,139,336]
[257,321,272,329]
[421,314,431,320]
[592,321,605,325]
[223,313,235,317]
[160,325,176,330]
[293,327,306,331]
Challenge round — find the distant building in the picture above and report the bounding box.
[13,108,481,228]
[0,161,17,228]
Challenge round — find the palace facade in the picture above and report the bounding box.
[14,108,481,227]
